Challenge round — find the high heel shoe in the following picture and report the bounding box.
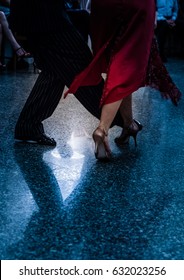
[15,47,31,58]
[114,119,143,147]
[92,127,112,160]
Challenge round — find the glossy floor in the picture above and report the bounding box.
[0,58,184,260]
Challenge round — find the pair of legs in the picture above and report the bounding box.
[15,22,124,145]
[0,11,29,68]
[98,95,133,134]
[93,95,142,159]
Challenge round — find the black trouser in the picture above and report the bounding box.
[15,21,123,138]
[155,20,171,58]
[67,9,90,43]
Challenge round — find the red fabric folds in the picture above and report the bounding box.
[146,38,181,106]
[65,0,181,106]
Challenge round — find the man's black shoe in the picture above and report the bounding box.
[15,133,57,146]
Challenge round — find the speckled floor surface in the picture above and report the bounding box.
[0,58,184,260]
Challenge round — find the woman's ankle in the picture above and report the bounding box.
[123,118,134,129]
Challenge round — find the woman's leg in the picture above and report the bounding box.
[0,11,21,50]
[0,12,30,57]
[97,99,123,133]
[0,11,30,58]
[96,95,133,133]
[119,95,133,128]
[115,95,143,147]
[93,99,123,159]
[93,94,142,159]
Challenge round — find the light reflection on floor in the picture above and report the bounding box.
[43,132,87,201]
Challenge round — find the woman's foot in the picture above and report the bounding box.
[114,119,143,147]
[92,127,112,160]
[15,47,30,58]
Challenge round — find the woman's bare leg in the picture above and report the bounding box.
[97,99,123,133]
[0,12,30,58]
[119,94,133,127]
[93,99,123,159]
[97,95,133,133]
[0,11,21,51]
[115,95,143,146]
[93,94,142,159]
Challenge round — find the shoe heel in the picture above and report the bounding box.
[114,119,142,147]
[134,119,143,131]
[132,134,137,147]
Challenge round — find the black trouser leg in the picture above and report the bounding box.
[67,9,90,43]
[155,20,170,59]
[15,72,65,138]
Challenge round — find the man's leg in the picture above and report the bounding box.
[15,71,65,141]
[66,9,90,43]
[155,20,169,62]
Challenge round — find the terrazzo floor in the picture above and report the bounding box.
[0,57,184,260]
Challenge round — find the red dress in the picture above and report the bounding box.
[65,0,181,106]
